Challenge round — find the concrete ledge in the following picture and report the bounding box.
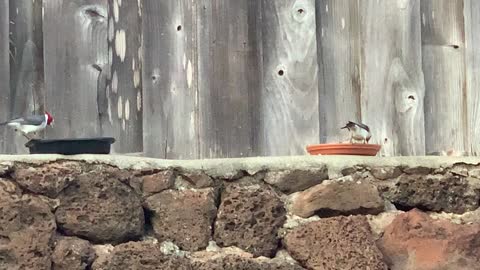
[2,154,480,178]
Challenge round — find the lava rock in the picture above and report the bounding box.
[0,194,56,270]
[291,178,384,218]
[283,215,387,270]
[214,184,286,257]
[192,253,306,270]
[142,169,176,196]
[13,161,83,197]
[370,166,402,180]
[178,170,215,188]
[264,167,328,194]
[91,241,193,270]
[378,209,480,270]
[55,172,144,243]
[144,188,217,251]
[382,173,480,213]
[52,236,96,270]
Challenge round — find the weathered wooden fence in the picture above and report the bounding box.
[0,0,479,158]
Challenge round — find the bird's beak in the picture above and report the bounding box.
[341,125,347,129]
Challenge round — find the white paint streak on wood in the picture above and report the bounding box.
[108,17,114,41]
[117,95,123,119]
[133,70,140,88]
[137,90,141,111]
[186,60,193,88]
[113,0,119,22]
[114,29,126,62]
[112,70,118,93]
[125,99,130,120]
[137,0,142,16]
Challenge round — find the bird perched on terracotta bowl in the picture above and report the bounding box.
[0,111,54,140]
[341,121,371,144]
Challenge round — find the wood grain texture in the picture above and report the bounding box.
[142,0,198,159]
[421,0,467,155]
[359,0,425,156]
[43,0,108,139]
[259,0,319,156]
[464,0,480,155]
[106,0,143,153]
[316,0,361,144]
[197,0,261,158]
[0,0,9,153]
[8,0,44,153]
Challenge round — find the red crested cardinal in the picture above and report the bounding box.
[341,121,371,144]
[0,112,54,140]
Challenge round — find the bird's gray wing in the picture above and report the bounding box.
[10,115,45,125]
[353,121,370,131]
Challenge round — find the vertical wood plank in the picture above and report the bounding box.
[197,0,261,158]
[8,0,44,153]
[359,0,425,156]
[421,0,467,155]
[142,0,198,159]
[258,0,319,156]
[43,0,108,139]
[316,0,361,144]
[107,0,143,153]
[0,0,10,153]
[464,0,480,155]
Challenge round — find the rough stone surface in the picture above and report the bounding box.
[214,184,286,257]
[52,236,96,270]
[142,169,175,195]
[91,241,192,270]
[378,209,480,270]
[144,188,217,251]
[381,173,480,213]
[402,166,432,175]
[264,167,328,194]
[0,194,56,270]
[192,253,306,270]
[370,166,402,180]
[0,178,21,198]
[0,161,13,176]
[468,167,480,178]
[13,161,83,197]
[291,178,384,218]
[55,172,144,243]
[179,171,215,188]
[283,215,387,270]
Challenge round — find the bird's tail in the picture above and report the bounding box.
[0,121,9,126]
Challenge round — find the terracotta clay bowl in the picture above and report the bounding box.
[306,143,381,156]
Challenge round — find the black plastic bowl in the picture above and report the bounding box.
[25,137,115,155]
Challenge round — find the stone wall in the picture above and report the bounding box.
[1,155,480,270]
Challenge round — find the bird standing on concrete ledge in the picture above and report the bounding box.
[0,112,54,140]
[341,121,371,144]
